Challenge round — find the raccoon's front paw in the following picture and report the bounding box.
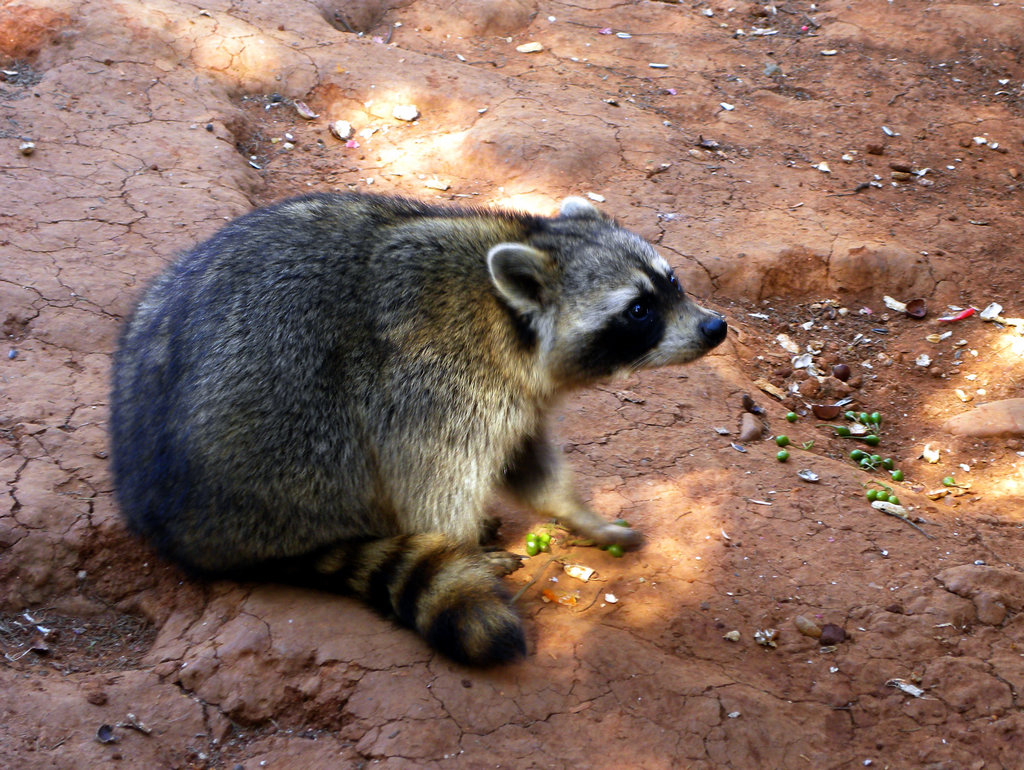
[587,522,643,550]
[482,549,525,576]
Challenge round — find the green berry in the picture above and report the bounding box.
[881,458,895,470]
[786,411,799,422]
[942,476,956,487]
[887,494,900,505]
[525,542,540,557]
[859,412,870,424]
[866,489,879,501]
[834,426,852,437]
[850,449,867,462]
[613,519,630,527]
[862,435,880,446]
[890,469,904,482]
[606,544,625,558]
[776,449,790,462]
[776,435,790,447]
[844,411,857,421]
[870,411,882,426]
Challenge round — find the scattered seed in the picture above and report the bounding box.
[794,615,822,638]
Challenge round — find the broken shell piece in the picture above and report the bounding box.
[887,678,926,698]
[915,353,931,367]
[797,469,820,483]
[811,404,842,420]
[96,725,118,744]
[921,444,941,463]
[723,630,741,642]
[515,41,544,53]
[19,140,35,155]
[812,162,831,173]
[792,353,814,369]
[904,298,927,318]
[776,333,800,354]
[754,628,778,648]
[882,295,908,314]
[328,120,353,140]
[926,331,952,343]
[564,564,595,582]
[392,104,420,121]
[979,302,1004,321]
[794,615,822,638]
[955,389,973,403]
[604,593,618,604]
[293,101,319,119]
[423,178,450,191]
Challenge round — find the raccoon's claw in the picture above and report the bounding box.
[482,549,525,576]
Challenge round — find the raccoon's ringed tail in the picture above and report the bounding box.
[312,534,527,666]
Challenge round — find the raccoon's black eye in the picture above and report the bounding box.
[669,273,682,294]
[627,301,650,321]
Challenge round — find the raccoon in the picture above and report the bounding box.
[109,192,727,665]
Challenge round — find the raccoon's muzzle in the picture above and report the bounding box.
[699,315,728,347]
[285,534,526,666]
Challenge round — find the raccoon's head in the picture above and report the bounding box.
[488,197,727,387]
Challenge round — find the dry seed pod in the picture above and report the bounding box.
[793,615,822,638]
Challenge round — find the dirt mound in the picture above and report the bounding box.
[3,0,1024,767]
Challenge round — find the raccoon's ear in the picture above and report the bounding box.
[558,196,604,219]
[487,243,553,315]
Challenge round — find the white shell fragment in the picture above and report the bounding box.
[564,564,595,582]
[754,628,779,648]
[294,101,319,119]
[328,120,353,140]
[883,295,908,313]
[887,678,926,698]
[392,104,420,121]
[586,191,606,202]
[820,49,838,56]
[813,162,831,173]
[797,469,820,483]
[926,331,952,343]
[915,353,931,367]
[423,178,450,191]
[604,593,618,604]
[723,630,741,642]
[19,140,35,155]
[720,102,735,111]
[516,42,544,53]
[776,334,800,354]
[979,302,1003,321]
[921,444,941,463]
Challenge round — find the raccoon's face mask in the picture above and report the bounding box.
[487,198,726,388]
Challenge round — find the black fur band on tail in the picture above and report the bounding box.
[281,534,526,666]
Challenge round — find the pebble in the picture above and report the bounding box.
[738,412,762,441]
[943,398,1024,437]
[392,104,420,122]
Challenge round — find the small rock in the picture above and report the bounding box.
[738,412,762,442]
[866,143,885,155]
[943,398,1024,437]
[392,104,420,121]
[819,623,847,645]
[723,629,741,642]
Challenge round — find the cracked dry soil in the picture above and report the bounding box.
[3,0,1024,767]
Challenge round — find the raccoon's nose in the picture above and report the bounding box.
[699,315,728,347]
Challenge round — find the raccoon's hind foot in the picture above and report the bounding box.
[481,548,524,576]
[310,534,526,666]
[556,508,643,550]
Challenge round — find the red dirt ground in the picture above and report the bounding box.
[3,1,1024,767]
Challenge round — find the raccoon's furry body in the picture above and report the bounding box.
[110,192,726,665]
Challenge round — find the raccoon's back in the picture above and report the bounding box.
[109,193,530,569]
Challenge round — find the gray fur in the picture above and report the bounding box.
[109,192,726,664]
